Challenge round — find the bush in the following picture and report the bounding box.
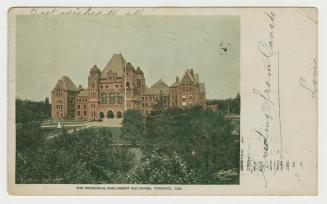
[127,152,195,184]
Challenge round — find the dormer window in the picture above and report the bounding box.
[108,73,116,81]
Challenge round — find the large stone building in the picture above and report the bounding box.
[51,53,206,120]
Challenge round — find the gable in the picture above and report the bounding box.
[181,70,195,84]
[101,53,126,78]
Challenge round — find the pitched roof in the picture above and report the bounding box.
[101,53,126,78]
[60,76,78,92]
[144,87,169,95]
[150,79,169,89]
[144,79,169,95]
[180,69,197,84]
[77,88,88,97]
[170,81,180,87]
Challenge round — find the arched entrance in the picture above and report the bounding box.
[107,110,114,119]
[117,111,122,118]
[99,112,104,119]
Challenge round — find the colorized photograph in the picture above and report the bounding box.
[15,14,240,185]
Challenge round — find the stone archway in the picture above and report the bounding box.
[107,110,114,119]
[99,112,104,119]
[117,111,122,118]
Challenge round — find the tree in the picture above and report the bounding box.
[45,97,50,105]
[121,109,144,144]
[16,127,136,184]
[152,90,167,113]
[139,106,239,184]
[206,92,240,115]
[15,98,51,153]
[127,151,195,184]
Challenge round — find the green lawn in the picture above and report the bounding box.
[107,127,143,165]
[109,127,124,143]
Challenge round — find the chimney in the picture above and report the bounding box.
[190,69,194,76]
[176,77,179,82]
[78,85,84,90]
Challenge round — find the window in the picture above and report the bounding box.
[84,111,87,116]
[118,95,124,104]
[77,111,80,116]
[84,104,87,109]
[56,90,62,97]
[109,94,115,104]
[100,93,107,104]
[137,79,141,87]
[56,100,62,110]
[77,105,80,109]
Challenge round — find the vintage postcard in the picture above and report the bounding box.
[7,7,317,195]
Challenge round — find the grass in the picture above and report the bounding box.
[104,127,143,165]
[129,148,143,165]
[44,126,144,164]
[109,127,124,143]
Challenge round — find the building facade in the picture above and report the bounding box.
[51,53,206,120]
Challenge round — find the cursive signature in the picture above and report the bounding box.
[29,7,144,16]
[251,11,277,187]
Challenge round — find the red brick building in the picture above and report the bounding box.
[51,53,206,120]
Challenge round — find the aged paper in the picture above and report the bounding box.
[7,7,317,195]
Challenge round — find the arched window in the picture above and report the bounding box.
[109,93,116,104]
[117,94,124,104]
[100,93,107,104]
[107,110,114,119]
[56,100,63,110]
[117,111,122,118]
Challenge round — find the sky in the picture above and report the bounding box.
[16,15,239,101]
